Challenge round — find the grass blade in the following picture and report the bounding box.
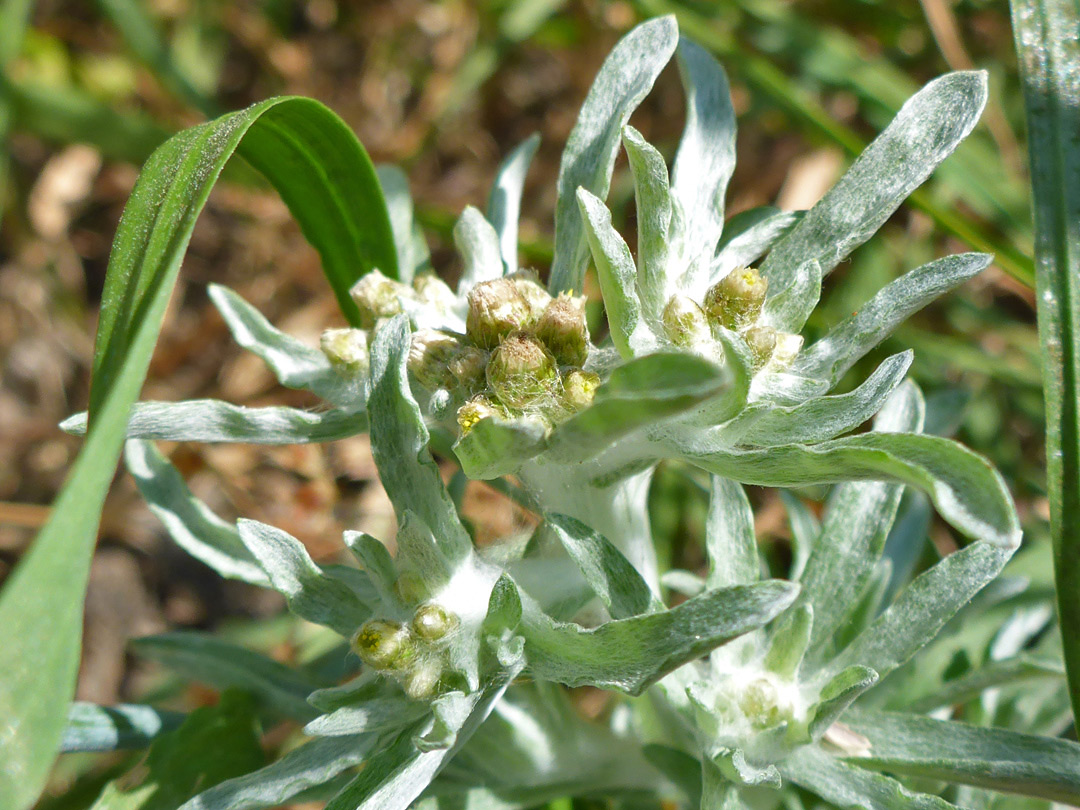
[1009,0,1080,725]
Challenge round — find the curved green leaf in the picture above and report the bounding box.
[61,702,185,754]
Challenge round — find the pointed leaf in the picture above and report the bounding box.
[64,400,366,444]
[622,124,672,317]
[845,710,1080,804]
[760,71,988,291]
[61,702,185,754]
[550,15,678,294]
[454,206,503,293]
[487,133,540,275]
[706,477,759,589]
[545,513,658,619]
[520,580,799,694]
[760,259,822,335]
[377,164,428,283]
[671,37,737,276]
[794,253,992,386]
[124,440,269,586]
[238,519,371,636]
[304,697,428,737]
[764,603,813,679]
[711,208,802,283]
[809,665,879,739]
[368,316,473,563]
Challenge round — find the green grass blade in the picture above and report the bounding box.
[0,95,395,810]
[1010,0,1080,724]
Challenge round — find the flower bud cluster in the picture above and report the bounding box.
[662,267,802,370]
[351,601,460,701]
[406,272,597,437]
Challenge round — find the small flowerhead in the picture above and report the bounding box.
[466,278,531,349]
[561,368,600,412]
[703,266,768,330]
[408,329,463,390]
[662,294,711,348]
[743,325,778,369]
[486,332,558,409]
[350,271,412,328]
[457,395,502,435]
[535,293,589,367]
[411,603,459,641]
[352,619,411,670]
[320,328,369,371]
[509,270,553,322]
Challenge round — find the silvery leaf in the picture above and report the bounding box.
[550,15,678,294]
[377,164,429,283]
[454,206,503,294]
[622,125,672,319]
[711,208,803,285]
[487,133,540,276]
[705,477,759,590]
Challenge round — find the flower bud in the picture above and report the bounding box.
[457,395,501,435]
[703,267,768,330]
[486,332,557,409]
[408,329,461,390]
[411,603,459,641]
[320,328,369,371]
[466,278,530,349]
[352,619,411,670]
[744,325,777,369]
[447,346,488,391]
[561,368,600,412]
[350,271,412,329]
[412,272,457,313]
[535,294,589,366]
[394,571,430,605]
[509,270,552,323]
[662,295,710,348]
[738,677,792,729]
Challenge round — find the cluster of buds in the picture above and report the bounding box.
[406,272,598,437]
[351,602,460,700]
[662,267,801,370]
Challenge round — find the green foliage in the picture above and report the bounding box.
[7,9,1077,810]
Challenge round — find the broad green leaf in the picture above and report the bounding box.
[826,541,1015,682]
[487,133,540,275]
[760,71,988,292]
[577,188,653,357]
[207,284,367,411]
[544,513,658,619]
[132,633,320,721]
[671,36,737,277]
[124,440,269,586]
[519,579,798,694]
[793,253,992,386]
[181,734,381,810]
[324,667,523,810]
[368,316,473,564]
[845,710,1080,804]
[454,206,503,293]
[711,208,802,282]
[678,430,1021,549]
[705,477,759,589]
[1009,0,1080,722]
[808,665,878,739]
[622,125,672,318]
[799,384,922,659]
[545,352,729,462]
[64,400,366,444]
[237,519,371,636]
[739,352,913,447]
[377,164,429,283]
[0,93,395,801]
[304,697,428,737]
[61,703,185,754]
[550,15,678,294]
[783,744,956,810]
[89,691,264,810]
[453,415,549,480]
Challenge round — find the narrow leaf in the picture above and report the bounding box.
[304,698,428,737]
[368,316,473,563]
[845,710,1080,804]
[671,37,737,277]
[550,15,678,293]
[794,253,992,386]
[622,124,672,318]
[132,633,319,721]
[809,665,879,740]
[377,164,428,283]
[454,206,503,293]
[520,580,799,694]
[487,133,540,275]
[61,703,185,753]
[760,259,822,335]
[1009,0,1080,723]
[705,477,759,589]
[760,71,988,291]
[711,208,802,283]
[545,513,658,619]
[125,440,269,586]
[64,400,366,444]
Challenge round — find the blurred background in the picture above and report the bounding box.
[0,0,1049,804]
